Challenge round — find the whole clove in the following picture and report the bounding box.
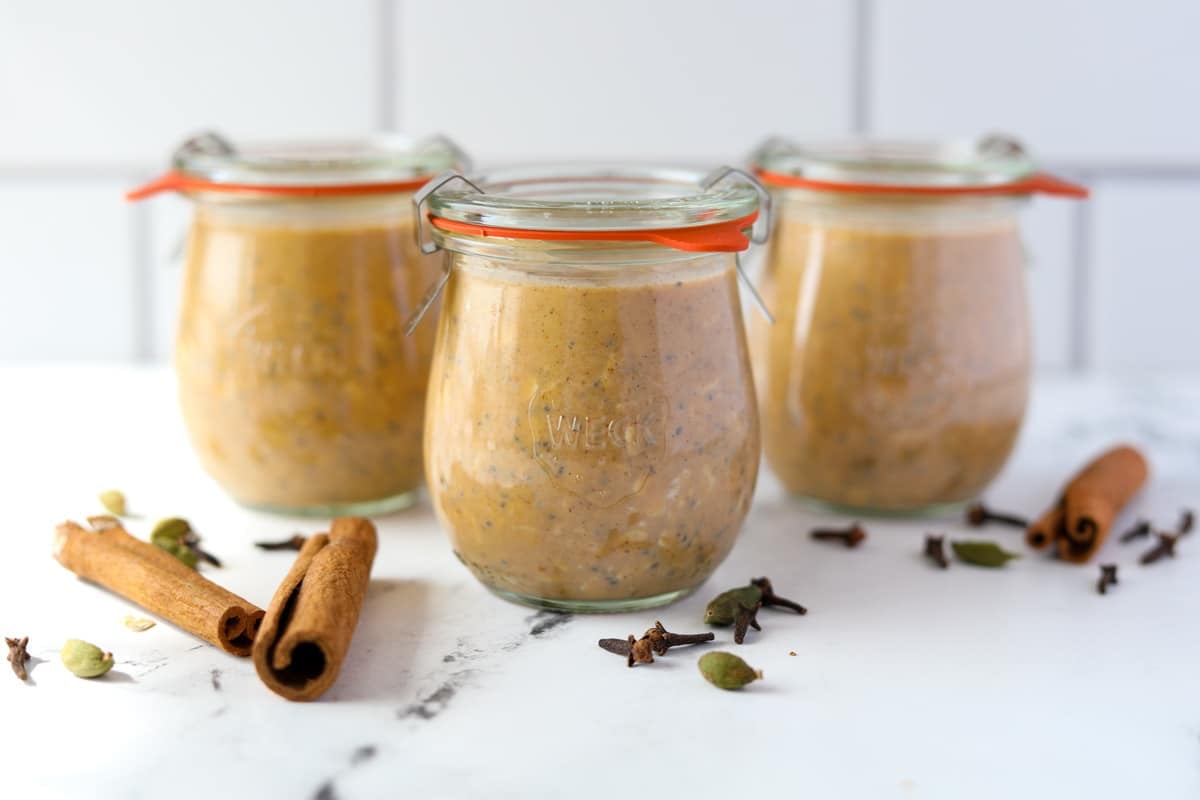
[1140,533,1179,565]
[810,523,867,548]
[1096,564,1118,595]
[598,634,655,667]
[1178,509,1195,536]
[6,636,29,682]
[254,534,307,552]
[733,602,762,645]
[923,534,949,569]
[749,577,807,615]
[598,622,714,667]
[642,621,714,655]
[966,502,1029,529]
[1118,519,1152,543]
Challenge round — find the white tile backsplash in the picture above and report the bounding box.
[0,1,1196,370]
[1089,181,1200,370]
[871,0,1200,164]
[0,181,136,360]
[398,0,855,162]
[0,0,378,166]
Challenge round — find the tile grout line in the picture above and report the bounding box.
[377,0,398,131]
[1068,181,1095,372]
[851,0,873,134]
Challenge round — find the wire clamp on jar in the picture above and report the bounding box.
[701,166,775,324]
[406,170,485,335]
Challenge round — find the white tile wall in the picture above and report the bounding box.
[0,0,379,165]
[871,0,1200,163]
[399,0,854,162]
[0,0,1196,371]
[1090,181,1200,370]
[0,181,136,360]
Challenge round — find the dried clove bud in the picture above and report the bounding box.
[1096,564,1118,595]
[733,602,762,645]
[6,636,30,682]
[749,577,807,615]
[810,523,867,548]
[698,651,762,690]
[966,502,1029,529]
[951,540,1021,568]
[923,534,949,569]
[1178,509,1195,536]
[1118,519,1152,543]
[642,621,714,655]
[1140,533,1179,565]
[598,622,714,666]
[98,489,127,516]
[254,534,307,551]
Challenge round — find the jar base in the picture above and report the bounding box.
[789,493,969,520]
[485,585,696,615]
[237,489,419,518]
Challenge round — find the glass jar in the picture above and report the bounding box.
[128,133,465,515]
[415,165,765,612]
[749,137,1087,515]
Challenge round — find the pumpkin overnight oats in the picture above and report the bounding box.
[129,134,465,514]
[754,202,1031,511]
[176,201,442,512]
[750,137,1087,514]
[418,165,764,611]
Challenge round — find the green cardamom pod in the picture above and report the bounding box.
[61,639,114,679]
[698,651,762,690]
[952,540,1021,568]
[149,516,191,546]
[98,489,126,516]
[159,539,199,570]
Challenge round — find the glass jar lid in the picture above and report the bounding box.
[752,135,1087,198]
[127,132,466,199]
[419,164,764,253]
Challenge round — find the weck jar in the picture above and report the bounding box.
[749,137,1087,515]
[414,165,766,611]
[128,133,466,515]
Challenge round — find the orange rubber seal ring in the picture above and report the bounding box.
[126,170,434,201]
[754,169,1089,199]
[428,211,759,253]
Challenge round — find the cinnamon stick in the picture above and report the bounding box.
[1024,445,1149,564]
[53,521,263,656]
[252,516,377,702]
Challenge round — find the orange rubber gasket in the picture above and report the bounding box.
[126,170,434,201]
[428,211,759,253]
[755,169,1089,199]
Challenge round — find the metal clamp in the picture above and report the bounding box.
[701,166,775,324]
[405,171,485,334]
[412,170,484,255]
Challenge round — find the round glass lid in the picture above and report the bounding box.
[425,164,761,232]
[752,135,1044,188]
[171,132,465,187]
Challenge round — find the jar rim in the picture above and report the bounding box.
[753,136,1033,186]
[174,132,464,186]
[425,164,761,234]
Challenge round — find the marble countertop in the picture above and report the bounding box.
[1,366,1198,799]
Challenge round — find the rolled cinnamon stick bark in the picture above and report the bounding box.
[1026,504,1067,550]
[1024,445,1149,564]
[253,517,377,702]
[53,521,263,655]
